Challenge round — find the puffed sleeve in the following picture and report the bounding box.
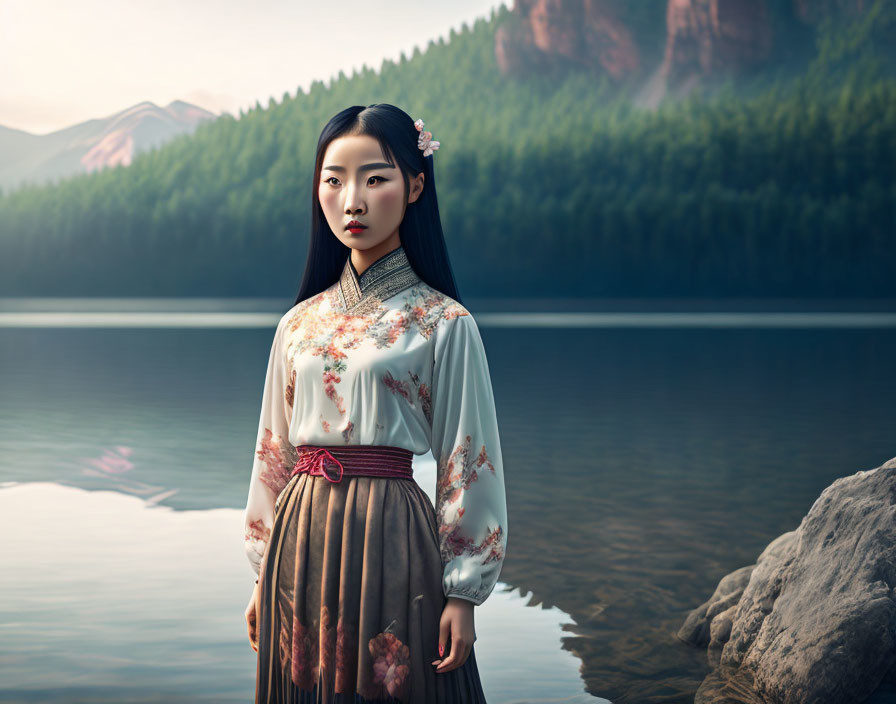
[429,311,508,606]
[243,312,298,577]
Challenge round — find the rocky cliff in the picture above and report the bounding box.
[495,0,872,97]
[495,0,641,80]
[660,0,773,89]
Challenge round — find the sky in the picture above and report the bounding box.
[0,0,506,135]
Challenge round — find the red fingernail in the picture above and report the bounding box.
[439,644,443,656]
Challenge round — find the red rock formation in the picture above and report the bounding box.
[660,0,773,88]
[495,0,870,98]
[495,0,640,80]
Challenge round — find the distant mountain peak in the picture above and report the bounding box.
[0,99,217,191]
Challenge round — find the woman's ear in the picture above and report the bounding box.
[408,172,425,204]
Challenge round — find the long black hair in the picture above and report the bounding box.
[293,104,462,307]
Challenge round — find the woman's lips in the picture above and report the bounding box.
[346,225,367,234]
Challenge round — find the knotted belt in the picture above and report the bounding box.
[290,444,414,484]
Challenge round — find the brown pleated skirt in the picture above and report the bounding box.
[254,469,488,703]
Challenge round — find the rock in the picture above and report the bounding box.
[495,0,876,98]
[660,0,774,91]
[495,0,640,81]
[678,563,755,648]
[680,455,896,704]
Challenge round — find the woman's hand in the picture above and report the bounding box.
[245,581,261,652]
[431,597,476,673]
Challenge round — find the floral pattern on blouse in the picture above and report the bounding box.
[435,435,505,568]
[285,368,296,410]
[256,427,297,496]
[244,245,508,606]
[381,369,433,425]
[245,518,270,551]
[282,283,466,420]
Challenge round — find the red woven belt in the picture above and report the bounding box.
[290,444,414,484]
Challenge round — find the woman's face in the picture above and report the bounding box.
[319,134,423,253]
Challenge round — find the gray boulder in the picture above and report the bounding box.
[679,456,896,704]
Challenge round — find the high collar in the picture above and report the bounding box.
[337,245,420,313]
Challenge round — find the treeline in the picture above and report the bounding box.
[0,1,893,298]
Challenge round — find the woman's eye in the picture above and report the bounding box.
[324,176,385,186]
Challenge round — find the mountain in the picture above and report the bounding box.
[0,100,217,192]
[0,2,892,298]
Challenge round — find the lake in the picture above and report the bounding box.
[1,297,895,704]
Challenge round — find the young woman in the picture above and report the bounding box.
[243,103,508,703]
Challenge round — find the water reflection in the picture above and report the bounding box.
[78,444,179,504]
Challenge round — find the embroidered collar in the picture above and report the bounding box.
[337,245,420,314]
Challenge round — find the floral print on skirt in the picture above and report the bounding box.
[255,470,488,703]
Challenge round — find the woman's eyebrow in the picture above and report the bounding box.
[322,162,394,173]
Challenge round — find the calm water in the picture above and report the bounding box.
[1,298,895,704]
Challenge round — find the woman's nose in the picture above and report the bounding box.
[343,184,364,212]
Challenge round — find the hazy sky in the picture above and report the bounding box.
[0,0,505,135]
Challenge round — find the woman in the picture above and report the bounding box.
[243,104,508,703]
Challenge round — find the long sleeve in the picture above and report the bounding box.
[244,313,298,577]
[429,311,508,606]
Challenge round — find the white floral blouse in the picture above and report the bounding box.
[243,245,508,606]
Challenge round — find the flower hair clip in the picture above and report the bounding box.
[414,118,440,157]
